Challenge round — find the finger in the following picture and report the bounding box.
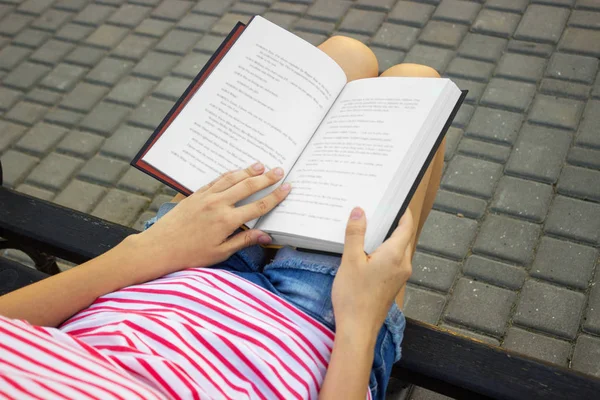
[222,229,272,255]
[374,212,414,261]
[234,181,291,222]
[342,207,367,261]
[222,167,285,204]
[171,193,186,203]
[205,163,266,194]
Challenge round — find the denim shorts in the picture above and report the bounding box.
[145,202,406,400]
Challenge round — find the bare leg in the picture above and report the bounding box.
[378,64,445,309]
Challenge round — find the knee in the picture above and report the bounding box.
[380,63,441,78]
[319,36,379,81]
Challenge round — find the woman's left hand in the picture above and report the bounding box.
[132,162,290,276]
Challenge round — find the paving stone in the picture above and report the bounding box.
[54,180,107,213]
[433,190,487,219]
[40,63,87,92]
[54,22,93,42]
[0,4,12,20]
[485,0,529,12]
[59,82,108,113]
[463,255,526,290]
[441,155,503,199]
[0,87,22,111]
[210,13,249,36]
[432,0,481,25]
[444,127,462,161]
[64,46,106,67]
[14,183,55,201]
[473,214,541,265]
[0,45,31,69]
[546,195,600,245]
[338,9,386,35]
[294,19,336,35]
[388,1,435,27]
[153,76,190,101]
[192,0,234,16]
[444,278,516,336]
[502,327,571,366]
[177,13,218,33]
[584,274,600,335]
[133,51,180,80]
[2,62,50,91]
[531,236,597,290]
[4,101,48,126]
[569,9,600,30]
[568,146,600,170]
[465,107,523,146]
[78,155,129,185]
[546,52,599,85]
[528,94,584,131]
[108,4,152,28]
[494,53,546,83]
[135,18,173,38]
[133,211,156,231]
[24,88,61,107]
[14,122,67,157]
[118,168,163,196]
[172,52,211,79]
[0,150,38,188]
[558,165,600,202]
[0,122,27,152]
[43,108,83,128]
[471,9,521,38]
[105,76,155,107]
[482,79,536,113]
[111,34,156,61]
[157,30,202,57]
[129,97,174,130]
[56,130,104,158]
[559,28,600,57]
[371,47,405,74]
[507,40,553,59]
[29,39,74,65]
[73,4,116,26]
[532,0,575,6]
[85,57,133,87]
[79,102,130,136]
[572,335,600,378]
[445,57,494,83]
[403,285,446,325]
[419,21,468,49]
[230,2,267,15]
[451,103,475,129]
[100,125,153,160]
[371,23,420,51]
[506,124,572,183]
[270,2,308,15]
[575,99,600,149]
[17,0,54,15]
[31,9,73,32]
[446,78,486,104]
[403,45,454,74]
[491,176,553,223]
[152,0,193,21]
[540,78,591,100]
[194,34,227,54]
[0,13,33,36]
[26,152,83,191]
[576,0,600,10]
[409,252,459,292]
[332,31,371,45]
[92,189,149,226]
[457,138,512,164]
[514,5,569,44]
[417,210,478,260]
[513,280,585,340]
[438,324,500,346]
[355,0,396,12]
[84,24,129,49]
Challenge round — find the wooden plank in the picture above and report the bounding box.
[0,188,135,264]
[394,319,600,399]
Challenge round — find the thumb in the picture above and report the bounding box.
[224,229,272,255]
[343,207,367,260]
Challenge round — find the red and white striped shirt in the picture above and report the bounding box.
[0,268,371,399]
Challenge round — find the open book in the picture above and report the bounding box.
[133,16,466,254]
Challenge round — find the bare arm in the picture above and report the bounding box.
[0,164,290,327]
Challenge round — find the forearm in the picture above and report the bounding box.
[0,235,165,327]
[319,325,377,400]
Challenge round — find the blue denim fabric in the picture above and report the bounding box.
[145,202,406,400]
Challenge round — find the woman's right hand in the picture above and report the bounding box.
[331,207,414,338]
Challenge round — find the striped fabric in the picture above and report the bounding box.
[0,268,371,399]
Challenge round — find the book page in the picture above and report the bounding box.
[258,77,448,244]
[142,16,346,195]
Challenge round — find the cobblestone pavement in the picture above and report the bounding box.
[1,0,600,397]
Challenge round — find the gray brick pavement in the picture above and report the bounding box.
[1,0,600,394]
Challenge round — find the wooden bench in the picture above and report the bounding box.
[1,166,599,399]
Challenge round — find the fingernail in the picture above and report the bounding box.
[258,234,272,244]
[252,162,264,171]
[273,167,284,177]
[350,207,363,220]
[280,183,291,191]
